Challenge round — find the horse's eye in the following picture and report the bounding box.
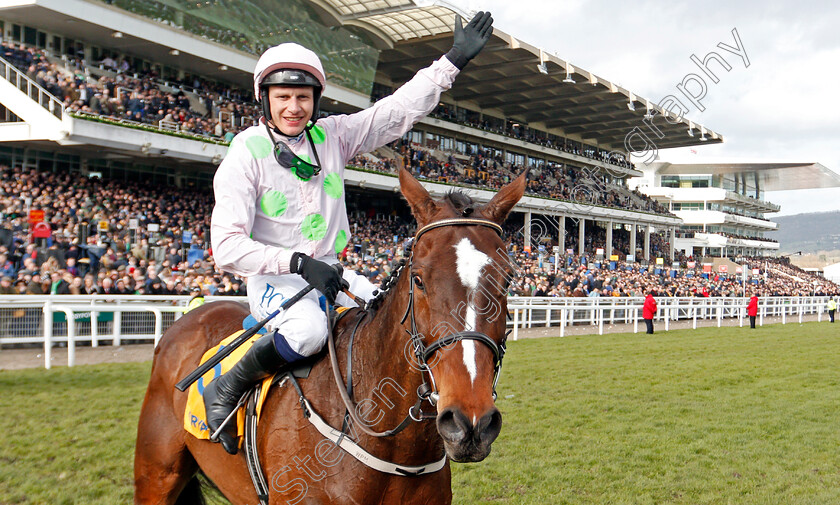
[413,275,424,290]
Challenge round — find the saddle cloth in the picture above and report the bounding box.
[183,307,353,445]
[183,330,275,445]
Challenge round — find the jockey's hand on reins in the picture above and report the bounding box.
[290,253,348,304]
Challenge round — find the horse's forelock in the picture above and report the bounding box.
[440,190,475,215]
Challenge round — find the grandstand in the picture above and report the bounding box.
[631,160,840,258]
[0,0,836,300]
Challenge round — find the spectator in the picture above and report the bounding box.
[643,290,657,334]
[747,293,758,329]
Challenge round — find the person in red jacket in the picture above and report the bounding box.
[643,290,658,334]
[747,293,758,329]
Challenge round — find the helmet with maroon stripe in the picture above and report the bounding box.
[254,43,326,129]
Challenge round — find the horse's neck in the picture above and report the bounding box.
[349,275,442,453]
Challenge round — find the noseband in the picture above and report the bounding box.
[400,218,508,418]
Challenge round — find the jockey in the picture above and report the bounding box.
[205,12,494,454]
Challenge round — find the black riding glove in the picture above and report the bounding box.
[445,11,494,70]
[290,253,348,304]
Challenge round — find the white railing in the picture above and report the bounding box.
[1,295,832,369]
[506,296,832,340]
[0,55,65,119]
[0,294,244,369]
[158,119,180,132]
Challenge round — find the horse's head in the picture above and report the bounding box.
[399,167,526,462]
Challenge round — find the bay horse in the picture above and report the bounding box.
[134,167,527,504]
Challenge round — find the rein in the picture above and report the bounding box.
[326,217,507,438]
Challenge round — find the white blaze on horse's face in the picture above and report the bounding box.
[454,237,490,384]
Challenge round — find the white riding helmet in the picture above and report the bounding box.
[254,43,326,124]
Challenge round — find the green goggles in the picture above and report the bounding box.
[273,140,321,180]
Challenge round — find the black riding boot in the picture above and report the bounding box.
[203,332,286,454]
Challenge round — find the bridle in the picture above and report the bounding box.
[326,217,509,439]
[400,218,508,418]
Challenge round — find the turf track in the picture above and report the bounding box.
[1,321,839,504]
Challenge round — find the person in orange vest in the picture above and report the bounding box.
[747,293,758,329]
[643,290,658,334]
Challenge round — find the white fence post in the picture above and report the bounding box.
[512,308,519,341]
[114,299,122,346]
[90,297,98,348]
[153,308,163,347]
[43,299,53,369]
[63,308,75,367]
[560,308,566,338]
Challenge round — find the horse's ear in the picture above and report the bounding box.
[481,167,529,224]
[399,163,437,226]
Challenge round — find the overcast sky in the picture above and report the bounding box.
[446,0,840,216]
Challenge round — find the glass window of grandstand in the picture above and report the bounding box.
[455,140,478,155]
[11,23,21,42]
[671,202,704,211]
[403,130,422,146]
[483,115,505,133]
[425,133,453,151]
[661,175,711,188]
[371,83,392,102]
[461,108,481,128]
[434,102,455,121]
[528,156,544,168]
[23,26,36,46]
[506,151,525,166]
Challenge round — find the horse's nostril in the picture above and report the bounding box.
[475,408,502,445]
[436,407,470,444]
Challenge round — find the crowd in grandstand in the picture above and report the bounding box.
[2,40,257,140]
[2,38,835,299]
[0,163,835,298]
[4,39,672,219]
[349,140,672,216]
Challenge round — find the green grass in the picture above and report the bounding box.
[0,362,150,504]
[455,322,840,504]
[1,322,839,504]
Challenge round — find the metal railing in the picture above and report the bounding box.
[0,295,232,368]
[506,296,833,340]
[1,295,832,368]
[0,55,65,120]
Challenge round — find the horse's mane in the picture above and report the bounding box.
[441,190,476,216]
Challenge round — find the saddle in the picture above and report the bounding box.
[183,307,355,442]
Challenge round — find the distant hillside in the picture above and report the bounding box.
[772,211,840,253]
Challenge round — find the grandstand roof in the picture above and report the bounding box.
[310,0,724,150]
[649,160,840,191]
[0,0,723,152]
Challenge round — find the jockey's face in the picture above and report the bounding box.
[267,85,314,137]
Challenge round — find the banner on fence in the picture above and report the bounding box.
[53,311,114,323]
